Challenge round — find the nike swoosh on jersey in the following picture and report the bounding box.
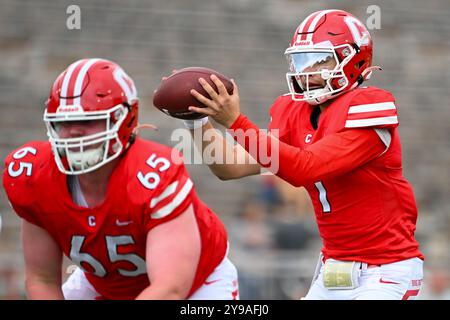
[379,278,400,284]
[204,279,221,285]
[116,219,133,227]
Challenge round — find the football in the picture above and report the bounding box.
[153,67,234,120]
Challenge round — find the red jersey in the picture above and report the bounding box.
[231,86,423,265]
[3,137,228,299]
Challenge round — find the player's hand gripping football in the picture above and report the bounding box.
[189,75,241,128]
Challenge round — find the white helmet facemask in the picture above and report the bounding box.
[284,43,356,105]
[44,104,128,175]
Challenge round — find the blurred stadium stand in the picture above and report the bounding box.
[0,0,449,299]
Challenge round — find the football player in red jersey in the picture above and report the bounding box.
[182,10,424,299]
[2,58,239,300]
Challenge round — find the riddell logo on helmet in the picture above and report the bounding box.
[57,106,83,113]
[294,38,312,46]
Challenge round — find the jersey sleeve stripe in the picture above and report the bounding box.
[150,178,193,219]
[149,181,178,209]
[345,116,398,128]
[348,102,396,114]
[347,108,397,121]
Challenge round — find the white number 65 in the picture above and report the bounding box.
[137,153,171,190]
[7,147,37,178]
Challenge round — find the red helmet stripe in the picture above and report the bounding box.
[65,60,89,105]
[73,59,101,107]
[297,11,320,41]
[306,9,341,42]
[59,59,86,107]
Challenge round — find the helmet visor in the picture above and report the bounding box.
[288,52,337,74]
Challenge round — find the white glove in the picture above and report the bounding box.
[182,117,209,129]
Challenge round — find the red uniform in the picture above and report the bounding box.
[231,86,424,265]
[3,137,228,299]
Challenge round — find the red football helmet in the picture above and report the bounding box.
[44,58,139,174]
[285,9,375,105]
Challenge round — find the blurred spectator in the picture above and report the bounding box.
[260,175,315,251]
[231,199,273,251]
[419,268,450,300]
[271,175,315,220]
[270,203,312,251]
[0,267,23,299]
[229,199,273,299]
[258,175,284,212]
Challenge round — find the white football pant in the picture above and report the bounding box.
[62,255,239,300]
[303,257,423,300]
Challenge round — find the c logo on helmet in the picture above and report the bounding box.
[113,68,138,103]
[344,16,370,46]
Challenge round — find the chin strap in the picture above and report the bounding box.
[132,123,159,136]
[351,65,382,90]
[361,65,382,81]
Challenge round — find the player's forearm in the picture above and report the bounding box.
[22,220,65,299]
[229,114,386,187]
[135,284,186,300]
[228,114,309,186]
[25,277,64,300]
[188,121,259,180]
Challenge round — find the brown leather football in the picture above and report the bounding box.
[153,67,233,120]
